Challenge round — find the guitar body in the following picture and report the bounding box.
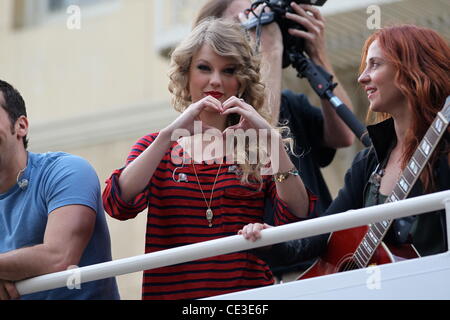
[298,226,420,280]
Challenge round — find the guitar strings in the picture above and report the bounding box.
[342,257,359,272]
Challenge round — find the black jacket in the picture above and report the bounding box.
[326,118,449,256]
[267,118,449,268]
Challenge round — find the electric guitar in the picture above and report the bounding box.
[299,96,450,280]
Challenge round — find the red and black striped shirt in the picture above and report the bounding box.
[103,133,317,300]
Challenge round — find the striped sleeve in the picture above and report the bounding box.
[102,133,158,221]
[268,178,318,226]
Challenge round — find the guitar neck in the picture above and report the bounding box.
[353,107,449,268]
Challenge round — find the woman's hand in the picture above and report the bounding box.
[163,95,223,138]
[221,96,273,133]
[238,223,273,242]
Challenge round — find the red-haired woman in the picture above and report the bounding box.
[241,24,450,258]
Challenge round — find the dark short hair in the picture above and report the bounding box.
[193,0,238,27]
[0,80,28,149]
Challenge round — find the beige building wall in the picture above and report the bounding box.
[1,0,448,300]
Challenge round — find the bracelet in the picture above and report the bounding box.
[273,168,299,183]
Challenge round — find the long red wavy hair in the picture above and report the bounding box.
[360,25,450,192]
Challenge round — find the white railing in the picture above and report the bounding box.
[16,190,450,296]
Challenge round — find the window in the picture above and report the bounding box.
[154,0,205,58]
[48,0,108,12]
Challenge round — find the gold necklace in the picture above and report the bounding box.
[191,161,223,227]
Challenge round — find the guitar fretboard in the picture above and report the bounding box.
[353,100,450,268]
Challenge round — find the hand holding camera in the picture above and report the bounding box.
[242,0,328,68]
[238,5,283,57]
[285,3,329,67]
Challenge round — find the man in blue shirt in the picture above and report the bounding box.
[0,79,119,300]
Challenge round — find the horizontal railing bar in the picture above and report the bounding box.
[16,190,450,295]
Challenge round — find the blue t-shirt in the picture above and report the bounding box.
[0,152,120,300]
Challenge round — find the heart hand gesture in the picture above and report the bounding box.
[164,95,223,138]
[221,96,274,133]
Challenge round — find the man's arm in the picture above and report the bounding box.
[238,10,283,126]
[259,24,283,126]
[0,205,95,282]
[320,60,355,148]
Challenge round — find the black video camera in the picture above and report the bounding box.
[242,0,327,68]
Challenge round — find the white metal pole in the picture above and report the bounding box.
[15,190,450,295]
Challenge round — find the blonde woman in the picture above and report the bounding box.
[102,18,317,300]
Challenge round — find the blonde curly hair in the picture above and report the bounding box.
[168,18,266,115]
[168,18,290,186]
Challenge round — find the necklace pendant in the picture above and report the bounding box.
[206,208,213,227]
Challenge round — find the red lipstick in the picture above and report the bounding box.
[205,91,224,100]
